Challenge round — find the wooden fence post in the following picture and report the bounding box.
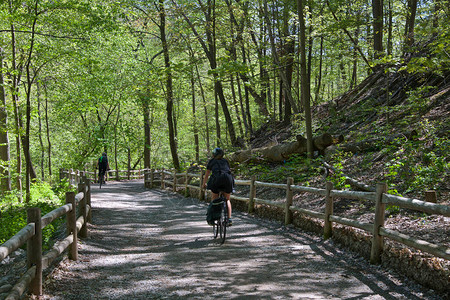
[285,177,294,225]
[161,169,165,189]
[323,182,334,240]
[144,169,149,188]
[370,183,387,264]
[150,169,154,188]
[199,169,205,201]
[248,175,256,213]
[66,192,78,261]
[79,181,88,238]
[173,171,177,192]
[184,171,189,197]
[425,190,437,203]
[69,168,73,186]
[85,177,92,223]
[27,207,42,296]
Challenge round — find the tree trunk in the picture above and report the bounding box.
[194,62,211,152]
[263,0,299,114]
[236,73,249,137]
[173,0,237,146]
[229,133,334,163]
[404,0,417,51]
[114,104,120,180]
[24,3,39,202]
[0,46,11,192]
[282,2,295,122]
[44,84,52,181]
[191,74,199,162]
[230,76,244,138]
[10,22,22,201]
[298,0,314,158]
[143,95,151,169]
[387,0,393,56]
[159,0,180,170]
[314,35,323,104]
[372,0,384,58]
[214,88,221,146]
[37,82,45,180]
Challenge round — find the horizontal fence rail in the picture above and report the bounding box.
[60,168,148,185]
[144,169,449,263]
[0,177,92,299]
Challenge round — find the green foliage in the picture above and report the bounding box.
[328,150,353,190]
[383,121,449,193]
[0,181,69,248]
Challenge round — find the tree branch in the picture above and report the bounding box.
[0,29,86,40]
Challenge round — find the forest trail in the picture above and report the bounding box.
[37,181,440,299]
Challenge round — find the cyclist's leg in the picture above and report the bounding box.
[222,192,232,218]
[100,169,105,183]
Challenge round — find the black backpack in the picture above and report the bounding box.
[206,198,224,225]
[98,156,108,169]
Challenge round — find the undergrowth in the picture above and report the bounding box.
[0,179,74,249]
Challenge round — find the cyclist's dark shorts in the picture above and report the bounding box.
[208,172,233,194]
[99,168,107,176]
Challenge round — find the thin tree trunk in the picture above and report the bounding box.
[143,94,151,169]
[114,103,120,180]
[214,89,220,146]
[263,0,299,114]
[194,64,210,152]
[0,46,11,192]
[191,74,199,162]
[10,21,22,202]
[159,0,180,170]
[387,0,393,56]
[43,84,52,181]
[173,0,237,146]
[24,2,39,202]
[37,82,45,180]
[230,76,244,138]
[298,0,313,158]
[236,74,249,138]
[314,36,324,104]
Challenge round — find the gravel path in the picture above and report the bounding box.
[37,181,443,299]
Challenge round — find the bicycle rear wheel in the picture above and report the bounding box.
[213,219,220,238]
[220,199,227,244]
[99,172,104,189]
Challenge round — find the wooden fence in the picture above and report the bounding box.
[144,169,450,264]
[60,168,146,184]
[0,177,91,300]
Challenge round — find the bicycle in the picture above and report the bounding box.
[212,192,229,244]
[98,169,106,189]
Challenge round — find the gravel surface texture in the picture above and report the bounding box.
[33,180,445,299]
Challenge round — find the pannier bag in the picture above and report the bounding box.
[206,198,223,225]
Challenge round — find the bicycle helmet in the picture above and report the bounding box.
[212,147,224,158]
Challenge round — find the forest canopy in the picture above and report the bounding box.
[0,0,449,201]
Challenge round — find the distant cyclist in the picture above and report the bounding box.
[203,147,234,225]
[97,152,109,184]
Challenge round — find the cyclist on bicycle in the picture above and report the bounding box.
[203,147,234,226]
[97,152,109,184]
